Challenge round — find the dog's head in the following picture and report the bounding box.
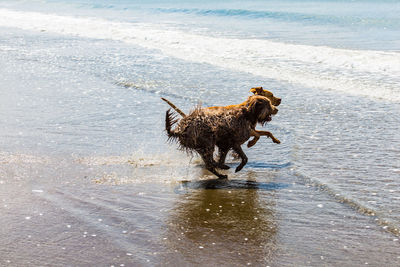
[250,87,281,106]
[246,95,278,125]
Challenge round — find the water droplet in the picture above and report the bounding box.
[32,189,43,193]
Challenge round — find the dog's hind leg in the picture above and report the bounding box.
[198,148,228,179]
[217,147,230,170]
[233,145,248,173]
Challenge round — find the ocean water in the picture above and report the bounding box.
[1,0,400,266]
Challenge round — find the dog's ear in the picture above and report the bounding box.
[247,97,262,115]
[250,87,264,95]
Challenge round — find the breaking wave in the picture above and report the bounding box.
[1,8,399,102]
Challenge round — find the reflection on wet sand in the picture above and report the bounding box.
[163,177,279,266]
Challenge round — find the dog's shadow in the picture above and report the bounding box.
[174,178,290,193]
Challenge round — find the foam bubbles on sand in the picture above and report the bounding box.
[0,152,49,164]
[76,150,187,168]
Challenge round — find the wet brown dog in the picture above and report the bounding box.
[162,86,281,147]
[249,86,281,106]
[165,95,278,179]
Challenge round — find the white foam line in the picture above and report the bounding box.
[1,8,399,101]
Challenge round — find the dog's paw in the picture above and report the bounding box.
[235,166,243,173]
[247,140,256,148]
[218,164,230,170]
[273,138,281,144]
[218,174,228,179]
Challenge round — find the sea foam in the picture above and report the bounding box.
[1,8,399,101]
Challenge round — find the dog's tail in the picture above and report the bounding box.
[165,109,180,140]
[161,97,186,117]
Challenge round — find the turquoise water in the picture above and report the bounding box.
[48,0,400,50]
[1,0,400,266]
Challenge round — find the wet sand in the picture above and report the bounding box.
[1,153,399,266]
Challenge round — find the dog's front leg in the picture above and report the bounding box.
[257,130,280,144]
[198,148,228,179]
[248,129,280,147]
[233,145,248,173]
[247,129,261,148]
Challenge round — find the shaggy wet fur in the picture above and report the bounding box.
[165,95,278,179]
[161,86,281,149]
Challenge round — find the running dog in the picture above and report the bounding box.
[161,86,281,147]
[165,95,278,179]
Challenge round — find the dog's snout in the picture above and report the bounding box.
[276,98,281,105]
[272,107,278,115]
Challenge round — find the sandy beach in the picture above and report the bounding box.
[1,0,400,266]
[1,152,400,266]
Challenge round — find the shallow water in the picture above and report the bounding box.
[2,154,400,266]
[1,0,400,266]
